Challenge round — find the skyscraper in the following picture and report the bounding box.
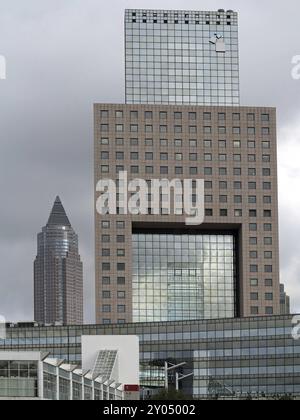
[94,104,280,324]
[34,197,83,325]
[125,9,240,106]
[94,9,281,324]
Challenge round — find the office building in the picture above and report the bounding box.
[94,104,280,324]
[0,336,139,400]
[0,315,300,399]
[280,284,291,315]
[125,9,240,106]
[34,197,83,325]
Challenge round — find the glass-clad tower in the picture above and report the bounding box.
[125,9,240,105]
[34,197,83,325]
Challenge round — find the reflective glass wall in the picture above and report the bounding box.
[132,234,236,322]
[125,10,240,106]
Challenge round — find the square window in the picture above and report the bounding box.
[117,263,125,271]
[145,125,153,133]
[204,154,212,161]
[203,112,211,121]
[102,249,110,257]
[117,277,126,285]
[117,249,125,257]
[264,237,272,246]
[116,221,125,229]
[220,209,228,217]
[234,168,241,176]
[102,263,111,271]
[130,138,139,146]
[160,112,167,120]
[261,114,270,122]
[101,221,110,229]
[265,279,273,287]
[101,124,109,132]
[146,152,154,160]
[102,277,110,285]
[189,153,197,161]
[101,110,109,118]
[174,139,182,147]
[116,138,124,146]
[117,291,126,299]
[146,166,154,174]
[205,195,213,203]
[219,168,227,176]
[130,111,138,119]
[130,124,138,132]
[265,307,273,315]
[251,306,259,315]
[130,166,139,174]
[116,152,124,160]
[145,138,153,146]
[219,195,227,203]
[189,140,197,147]
[116,124,124,132]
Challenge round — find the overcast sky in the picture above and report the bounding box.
[0,0,300,323]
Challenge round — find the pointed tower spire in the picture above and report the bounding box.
[47,196,71,227]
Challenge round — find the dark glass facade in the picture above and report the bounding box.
[34,197,83,325]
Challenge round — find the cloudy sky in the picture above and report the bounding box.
[0,0,300,323]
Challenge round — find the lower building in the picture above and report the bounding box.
[280,284,291,315]
[1,315,300,399]
[0,336,140,400]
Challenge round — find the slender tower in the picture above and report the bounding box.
[34,197,83,325]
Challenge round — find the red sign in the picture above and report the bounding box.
[124,385,140,392]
